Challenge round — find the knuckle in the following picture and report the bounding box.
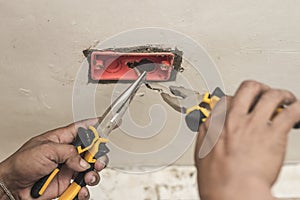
[67,145,78,157]
[262,89,281,100]
[269,89,282,97]
[241,80,260,89]
[282,89,296,101]
[40,141,54,149]
[40,142,58,162]
[62,146,78,162]
[265,89,295,101]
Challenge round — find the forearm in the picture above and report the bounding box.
[200,176,275,200]
[223,178,274,200]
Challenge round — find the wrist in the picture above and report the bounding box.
[224,176,274,200]
[0,161,6,200]
[0,160,18,200]
[201,176,275,200]
[0,189,8,200]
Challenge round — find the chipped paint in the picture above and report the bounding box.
[19,88,31,96]
[38,93,52,109]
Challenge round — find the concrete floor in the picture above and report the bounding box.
[89,165,300,199]
[1,0,300,199]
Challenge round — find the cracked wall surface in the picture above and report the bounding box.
[1,0,300,199]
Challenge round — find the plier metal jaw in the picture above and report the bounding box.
[161,86,225,132]
[161,86,204,114]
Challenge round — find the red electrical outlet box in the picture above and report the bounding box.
[84,46,183,83]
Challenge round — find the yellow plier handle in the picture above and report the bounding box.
[31,126,107,199]
[58,127,109,200]
[185,87,225,132]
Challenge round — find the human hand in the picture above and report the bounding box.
[0,118,109,200]
[195,81,300,200]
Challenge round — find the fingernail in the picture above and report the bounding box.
[98,159,106,169]
[84,191,89,198]
[90,176,96,184]
[80,159,90,169]
[98,156,108,169]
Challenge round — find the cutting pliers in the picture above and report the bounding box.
[31,71,147,200]
[161,86,225,132]
[161,86,300,132]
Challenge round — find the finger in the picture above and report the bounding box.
[42,118,99,144]
[204,96,232,131]
[195,122,227,160]
[195,122,208,160]
[161,92,183,113]
[272,100,300,133]
[56,165,75,194]
[78,187,90,200]
[47,143,91,172]
[95,155,109,172]
[84,171,100,186]
[231,80,270,115]
[251,89,296,121]
[196,96,232,159]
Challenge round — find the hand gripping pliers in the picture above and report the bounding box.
[31,71,147,200]
[161,86,300,132]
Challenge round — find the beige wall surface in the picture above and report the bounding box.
[1,0,300,167]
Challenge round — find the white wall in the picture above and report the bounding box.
[1,0,300,198]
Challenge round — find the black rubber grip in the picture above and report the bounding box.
[185,110,206,132]
[72,163,95,200]
[72,143,109,200]
[31,164,62,198]
[294,122,300,129]
[31,174,51,198]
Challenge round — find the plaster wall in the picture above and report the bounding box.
[1,0,300,198]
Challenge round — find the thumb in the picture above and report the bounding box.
[197,96,231,159]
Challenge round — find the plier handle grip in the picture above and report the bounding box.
[31,71,147,200]
[30,126,109,199]
[184,87,224,132]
